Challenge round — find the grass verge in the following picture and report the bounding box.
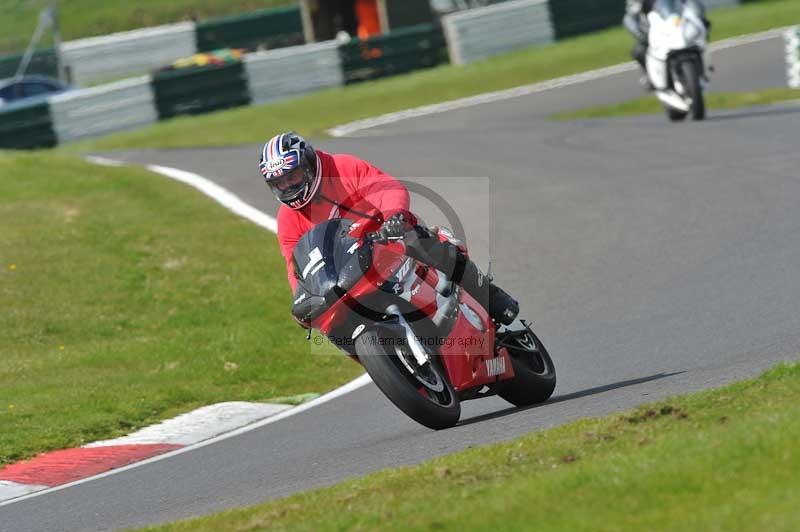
[553,88,800,120]
[0,0,293,53]
[137,361,800,532]
[0,153,361,466]
[62,0,800,152]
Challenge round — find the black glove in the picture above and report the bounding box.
[378,213,411,240]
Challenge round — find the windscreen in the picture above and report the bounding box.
[653,0,683,19]
[291,218,372,297]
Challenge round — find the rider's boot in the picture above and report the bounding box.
[631,41,654,91]
[404,229,519,326]
[454,257,519,326]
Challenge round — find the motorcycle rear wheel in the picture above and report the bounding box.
[498,328,556,407]
[356,330,461,430]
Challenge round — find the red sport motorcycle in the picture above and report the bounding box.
[291,218,556,429]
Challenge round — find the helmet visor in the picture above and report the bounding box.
[267,166,307,201]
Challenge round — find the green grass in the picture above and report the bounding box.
[0,153,361,466]
[62,0,800,152]
[0,0,294,53]
[137,362,800,532]
[553,88,800,120]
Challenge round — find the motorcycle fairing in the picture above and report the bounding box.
[439,289,514,391]
[291,219,373,324]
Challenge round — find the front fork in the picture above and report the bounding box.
[386,303,431,369]
[671,51,707,95]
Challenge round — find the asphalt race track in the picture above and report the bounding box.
[3,34,799,532]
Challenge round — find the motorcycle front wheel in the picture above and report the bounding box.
[666,107,688,122]
[356,330,461,430]
[680,59,706,121]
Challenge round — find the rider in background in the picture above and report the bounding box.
[623,0,656,79]
[258,131,520,328]
[624,0,710,87]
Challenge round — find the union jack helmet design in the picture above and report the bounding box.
[259,132,320,210]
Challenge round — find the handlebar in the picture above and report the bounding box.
[365,232,405,245]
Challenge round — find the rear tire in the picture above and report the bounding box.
[680,59,706,121]
[356,330,461,430]
[498,329,556,407]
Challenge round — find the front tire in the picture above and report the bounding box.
[356,330,461,430]
[666,107,688,122]
[680,59,706,121]
[498,328,556,406]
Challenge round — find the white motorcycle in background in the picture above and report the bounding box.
[646,0,710,121]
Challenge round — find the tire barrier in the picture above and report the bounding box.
[442,0,554,65]
[0,49,58,79]
[245,41,343,105]
[151,61,251,120]
[548,0,624,40]
[786,27,800,89]
[195,6,304,53]
[0,98,56,150]
[339,24,448,84]
[49,76,158,143]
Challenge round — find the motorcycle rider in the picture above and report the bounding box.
[624,0,710,83]
[623,0,655,76]
[258,131,520,328]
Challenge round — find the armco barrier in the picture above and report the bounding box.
[0,98,56,150]
[49,76,158,143]
[548,0,624,40]
[442,0,554,65]
[61,23,197,87]
[196,6,304,53]
[245,41,343,105]
[151,62,251,119]
[786,27,800,89]
[339,24,448,84]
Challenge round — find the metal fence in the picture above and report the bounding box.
[245,41,343,105]
[48,76,158,143]
[0,98,56,149]
[442,0,554,65]
[61,23,197,86]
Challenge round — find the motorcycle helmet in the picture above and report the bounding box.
[259,132,320,209]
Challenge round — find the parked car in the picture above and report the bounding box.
[0,75,70,106]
